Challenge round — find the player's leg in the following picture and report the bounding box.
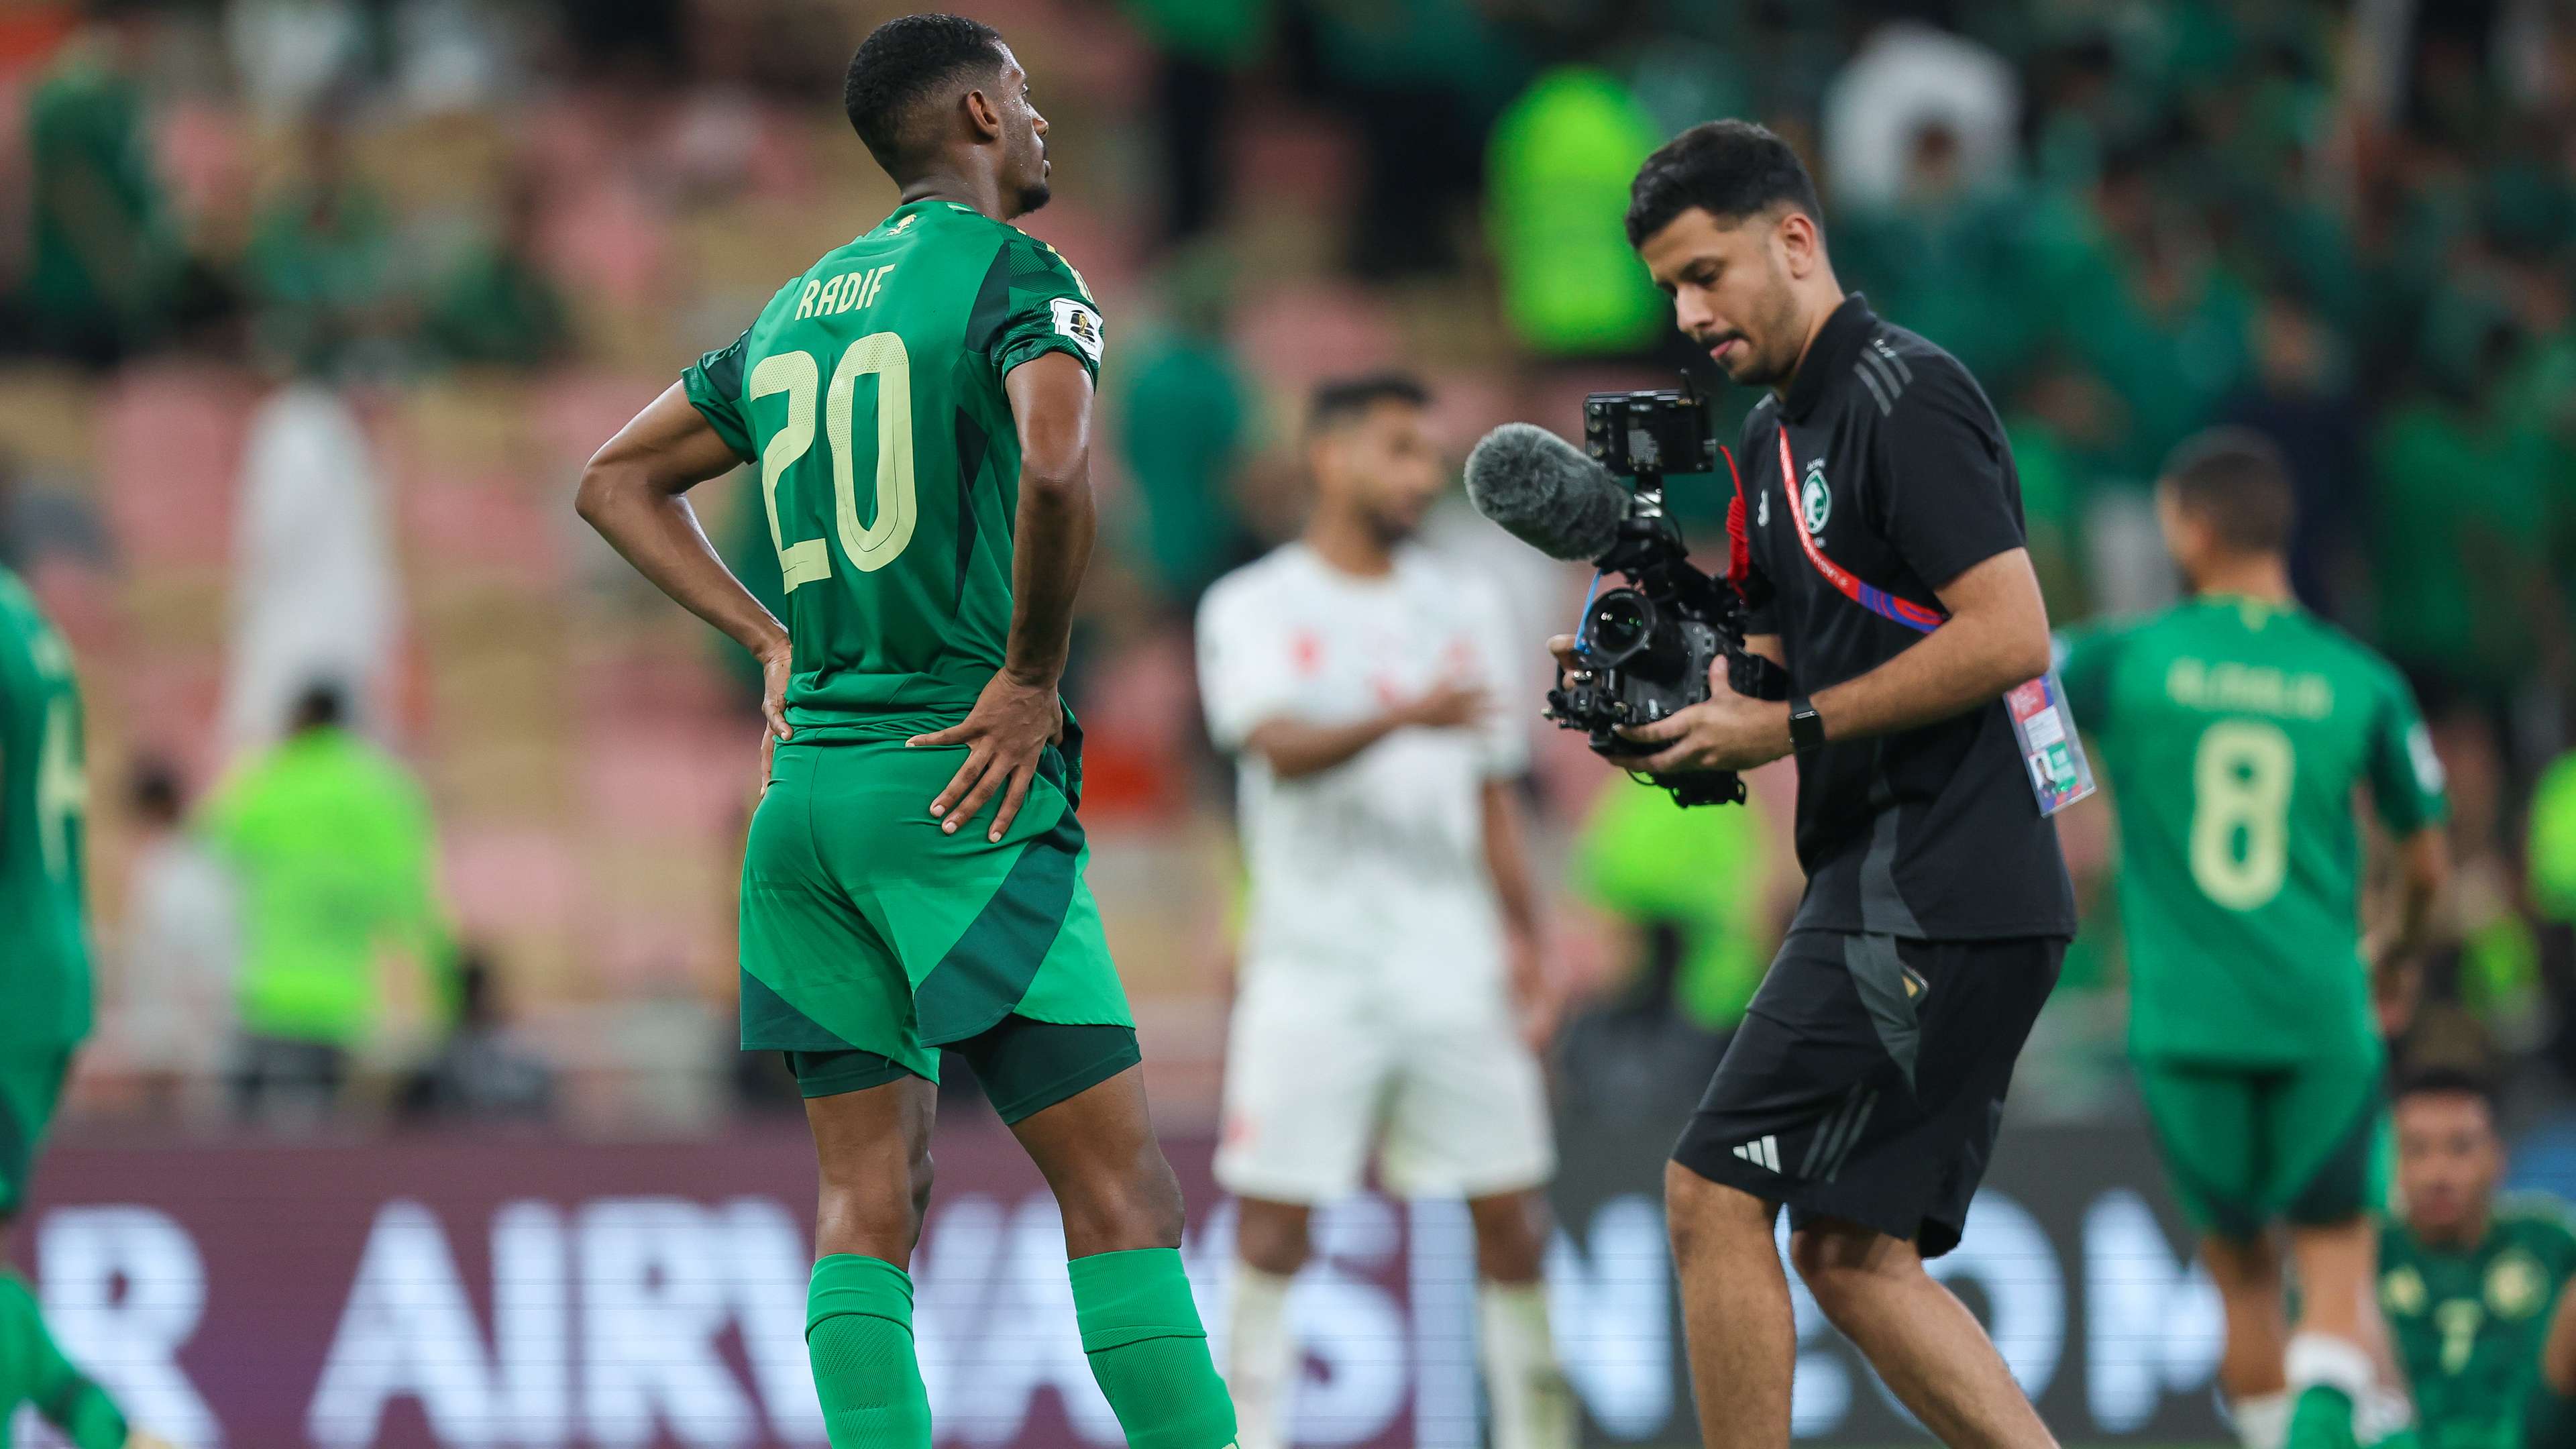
[740,743,947,1449]
[1766,934,2064,1449]
[2276,1063,2397,1449]
[1383,1006,1572,1449]
[0,1048,127,1449]
[1463,1190,1576,1449]
[994,1045,1236,1449]
[801,1068,939,1448]
[2281,1218,2381,1449]
[846,737,1230,1446]
[2136,1057,2290,1448]
[2200,1234,2295,1449]
[1212,964,1383,1449]
[1228,1197,1309,1449]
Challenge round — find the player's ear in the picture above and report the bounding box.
[961,85,1004,142]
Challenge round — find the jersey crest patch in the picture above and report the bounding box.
[1801,458,1831,535]
[1050,297,1105,363]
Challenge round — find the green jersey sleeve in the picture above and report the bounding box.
[986,234,1104,383]
[680,326,756,464]
[2365,668,2449,835]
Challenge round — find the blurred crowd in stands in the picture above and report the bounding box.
[3,0,2574,1135]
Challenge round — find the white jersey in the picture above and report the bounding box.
[1195,543,1527,984]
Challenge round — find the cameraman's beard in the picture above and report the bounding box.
[1730,280,1807,388]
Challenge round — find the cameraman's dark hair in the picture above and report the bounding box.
[1626,120,1825,249]
[843,13,1007,177]
[2159,427,2294,555]
[2394,1065,2500,1118]
[1307,372,1430,435]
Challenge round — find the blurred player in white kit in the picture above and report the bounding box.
[1195,373,1574,1449]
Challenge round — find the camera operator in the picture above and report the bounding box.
[1567,121,2076,1449]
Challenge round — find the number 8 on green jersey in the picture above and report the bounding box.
[2060,595,2447,1234]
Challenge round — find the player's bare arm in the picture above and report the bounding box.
[910,350,1096,841]
[1596,547,2051,775]
[2369,826,2452,1030]
[1240,681,1483,780]
[576,383,794,757]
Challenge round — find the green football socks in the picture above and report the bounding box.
[1069,1247,1240,1449]
[806,1254,932,1449]
[2286,1385,2359,1449]
[0,1271,125,1449]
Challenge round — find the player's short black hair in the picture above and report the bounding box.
[1625,120,1825,249]
[2394,1065,2501,1117]
[842,13,1008,177]
[1307,372,1430,435]
[2159,427,2295,555]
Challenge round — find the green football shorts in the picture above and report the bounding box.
[2135,1053,2384,1241]
[739,737,1136,1116]
[0,1046,71,1216]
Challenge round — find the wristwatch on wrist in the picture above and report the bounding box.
[1788,694,1827,754]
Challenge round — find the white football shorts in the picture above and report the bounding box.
[1214,963,1556,1203]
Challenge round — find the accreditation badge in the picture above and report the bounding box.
[2005,669,2095,815]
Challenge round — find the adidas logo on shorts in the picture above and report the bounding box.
[1730,1135,1782,1173]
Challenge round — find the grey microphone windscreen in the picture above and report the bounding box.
[1464,423,1630,562]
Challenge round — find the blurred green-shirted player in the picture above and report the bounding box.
[2059,430,2451,1449]
[0,570,145,1448]
[2380,1070,2576,1449]
[575,15,1232,1449]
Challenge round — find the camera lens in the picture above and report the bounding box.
[1586,588,1657,668]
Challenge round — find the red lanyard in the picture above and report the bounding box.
[1775,427,1946,634]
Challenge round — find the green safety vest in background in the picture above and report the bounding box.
[201,727,449,1045]
[1485,67,1668,356]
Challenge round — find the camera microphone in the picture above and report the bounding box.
[1464,423,1631,563]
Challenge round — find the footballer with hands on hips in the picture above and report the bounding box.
[575,15,1236,1449]
[1196,374,1575,1449]
[1556,121,2079,1449]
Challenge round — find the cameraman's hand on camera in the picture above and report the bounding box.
[1546,635,1582,679]
[1603,659,1793,775]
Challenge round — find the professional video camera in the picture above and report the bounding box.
[1465,382,1787,808]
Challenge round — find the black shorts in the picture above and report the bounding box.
[786,1016,1140,1125]
[1671,929,2063,1258]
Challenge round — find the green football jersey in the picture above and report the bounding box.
[2059,596,2448,1064]
[0,568,91,1049]
[682,198,1104,741]
[2381,1198,2576,1449]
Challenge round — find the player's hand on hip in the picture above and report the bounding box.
[757,637,794,784]
[908,670,1062,842]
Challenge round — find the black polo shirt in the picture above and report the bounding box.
[1733,294,2076,941]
